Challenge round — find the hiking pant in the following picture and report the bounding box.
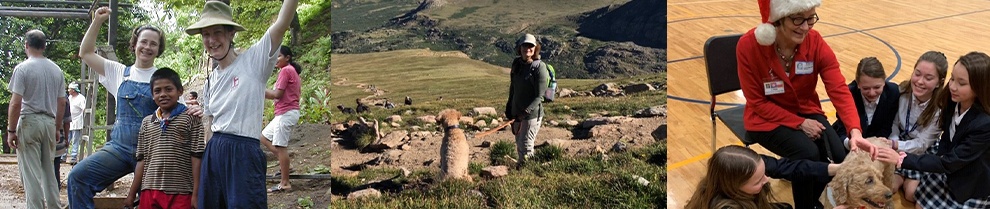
[514,116,542,165]
[16,113,62,209]
[198,133,267,208]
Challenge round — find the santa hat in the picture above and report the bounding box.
[755,0,822,46]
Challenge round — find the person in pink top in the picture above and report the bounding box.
[262,45,302,192]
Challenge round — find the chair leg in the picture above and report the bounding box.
[711,114,717,153]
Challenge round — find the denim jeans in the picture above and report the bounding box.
[67,130,81,160]
[67,67,155,209]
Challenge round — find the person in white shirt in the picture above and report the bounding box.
[887,51,948,204]
[66,82,85,163]
[184,1,298,207]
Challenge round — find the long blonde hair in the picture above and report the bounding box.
[685,145,776,209]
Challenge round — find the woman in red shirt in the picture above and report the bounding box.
[736,1,879,208]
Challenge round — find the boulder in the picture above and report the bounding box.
[470,107,499,117]
[565,120,580,126]
[558,88,578,97]
[481,166,509,178]
[417,115,437,124]
[367,130,408,151]
[634,105,666,118]
[540,138,571,148]
[623,83,656,94]
[385,115,402,123]
[459,116,474,126]
[347,188,381,200]
[592,83,623,97]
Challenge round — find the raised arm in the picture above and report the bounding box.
[267,0,299,55]
[79,7,113,76]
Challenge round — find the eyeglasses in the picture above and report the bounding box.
[788,14,819,26]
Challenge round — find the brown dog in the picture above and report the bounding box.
[821,137,895,209]
[437,109,472,182]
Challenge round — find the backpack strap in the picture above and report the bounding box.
[530,60,543,84]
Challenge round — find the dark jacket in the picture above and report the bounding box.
[762,155,831,183]
[901,101,990,202]
[833,81,900,139]
[505,58,548,120]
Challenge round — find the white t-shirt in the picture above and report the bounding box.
[99,59,156,97]
[69,94,86,130]
[8,57,66,117]
[202,29,277,138]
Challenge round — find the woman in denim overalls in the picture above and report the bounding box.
[69,6,173,208]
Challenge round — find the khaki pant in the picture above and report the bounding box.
[16,113,62,209]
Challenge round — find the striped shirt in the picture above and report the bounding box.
[135,110,205,194]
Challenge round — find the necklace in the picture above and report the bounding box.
[775,46,797,68]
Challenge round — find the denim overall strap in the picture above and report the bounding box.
[103,66,157,157]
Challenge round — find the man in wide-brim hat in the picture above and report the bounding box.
[185,1,298,208]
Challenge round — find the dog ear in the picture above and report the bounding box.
[831,170,850,205]
[437,110,447,122]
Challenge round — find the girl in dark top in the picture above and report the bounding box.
[883,51,990,208]
[687,145,838,209]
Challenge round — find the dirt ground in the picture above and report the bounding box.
[329,115,665,201]
[0,123,335,208]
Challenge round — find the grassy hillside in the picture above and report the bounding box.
[426,0,626,32]
[329,49,664,123]
[330,0,664,79]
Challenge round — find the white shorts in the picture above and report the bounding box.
[262,110,300,147]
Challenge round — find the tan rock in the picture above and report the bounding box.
[481,166,509,178]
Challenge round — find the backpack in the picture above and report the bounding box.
[531,60,557,102]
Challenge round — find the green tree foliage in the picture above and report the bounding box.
[1,2,151,147]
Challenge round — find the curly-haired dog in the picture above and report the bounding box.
[821,137,895,209]
[438,109,472,182]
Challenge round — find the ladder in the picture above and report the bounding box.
[74,45,117,162]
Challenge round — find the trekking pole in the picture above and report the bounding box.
[474,119,515,139]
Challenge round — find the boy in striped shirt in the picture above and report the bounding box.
[124,68,206,209]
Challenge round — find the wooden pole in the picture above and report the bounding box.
[105,0,117,132]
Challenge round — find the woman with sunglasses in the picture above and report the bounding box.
[736,1,880,208]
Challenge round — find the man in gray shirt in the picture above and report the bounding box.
[6,29,66,209]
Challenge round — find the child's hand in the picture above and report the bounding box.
[123,193,135,209]
[876,148,902,165]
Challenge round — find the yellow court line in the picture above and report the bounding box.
[668,142,744,170]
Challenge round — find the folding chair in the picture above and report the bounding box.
[704,34,755,152]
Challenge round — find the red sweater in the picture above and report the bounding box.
[736,28,861,134]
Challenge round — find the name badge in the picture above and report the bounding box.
[764,80,785,95]
[795,61,814,75]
